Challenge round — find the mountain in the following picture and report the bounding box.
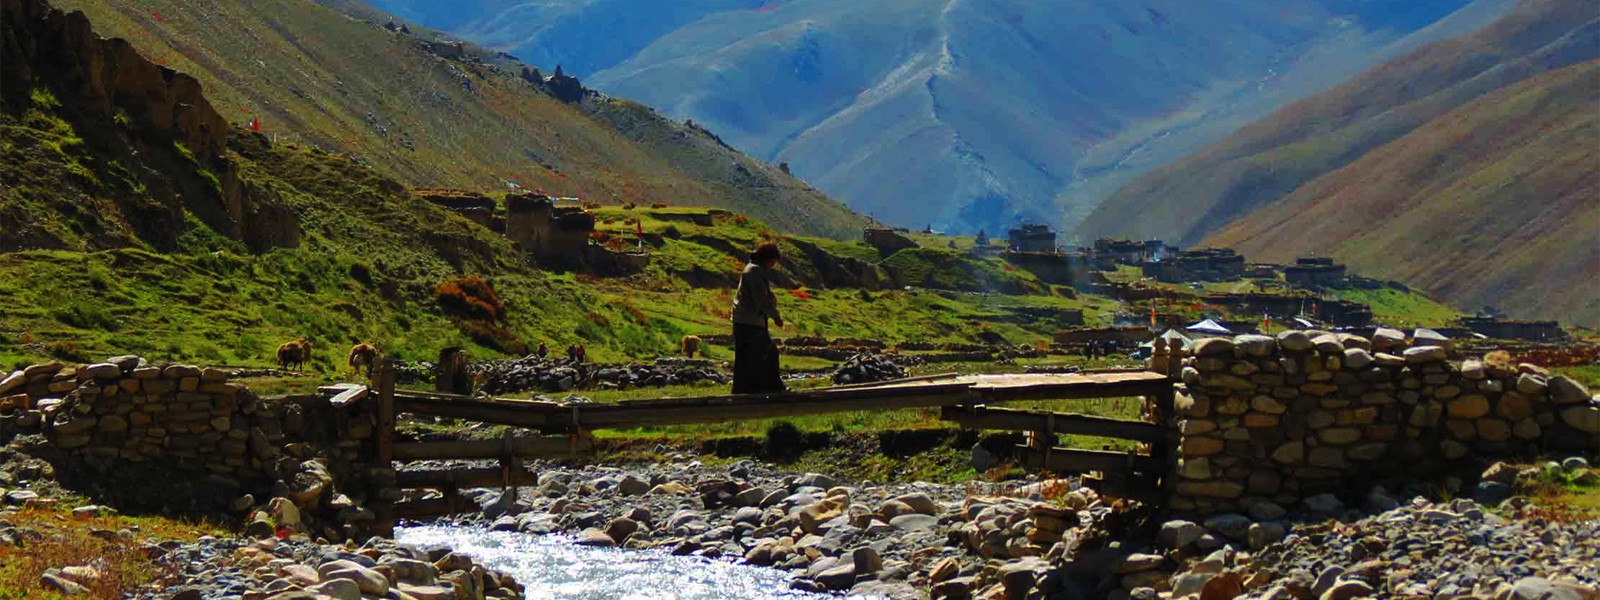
[1077,0,1598,246]
[40,0,866,238]
[1203,61,1599,328]
[365,0,1514,235]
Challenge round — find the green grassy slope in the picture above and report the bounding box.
[1205,61,1600,327]
[1077,0,1597,246]
[45,0,866,238]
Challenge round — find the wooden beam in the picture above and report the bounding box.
[396,467,538,489]
[1017,446,1160,473]
[976,377,1171,402]
[376,361,397,464]
[940,405,1166,443]
[392,493,477,519]
[392,435,588,460]
[328,385,368,408]
[1084,472,1162,504]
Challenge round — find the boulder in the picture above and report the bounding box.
[1559,405,1600,434]
[1276,331,1314,352]
[1549,376,1591,404]
[1371,328,1405,351]
[575,528,615,547]
[617,475,650,496]
[1411,328,1452,351]
[1158,520,1204,549]
[1247,522,1287,549]
[1194,338,1235,356]
[890,492,938,515]
[1201,513,1251,540]
[1402,346,1447,364]
[1235,335,1276,357]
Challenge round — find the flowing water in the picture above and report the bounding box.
[396,525,853,600]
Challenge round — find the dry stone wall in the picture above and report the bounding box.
[1171,329,1600,514]
[0,357,387,539]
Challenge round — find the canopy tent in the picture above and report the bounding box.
[1185,319,1232,336]
[1156,328,1193,349]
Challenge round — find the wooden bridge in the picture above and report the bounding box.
[335,364,1178,532]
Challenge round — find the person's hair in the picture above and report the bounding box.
[751,242,781,264]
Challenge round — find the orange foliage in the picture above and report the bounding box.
[435,275,507,322]
[789,289,812,301]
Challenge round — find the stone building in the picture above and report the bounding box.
[1092,239,1170,266]
[505,193,595,267]
[1285,257,1348,288]
[1008,224,1058,254]
[1142,248,1246,282]
[863,227,918,254]
[1460,317,1569,342]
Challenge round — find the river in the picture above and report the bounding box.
[396,525,856,599]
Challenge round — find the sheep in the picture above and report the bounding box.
[681,335,702,358]
[348,343,380,379]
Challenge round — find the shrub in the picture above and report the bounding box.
[435,275,507,321]
[763,421,804,463]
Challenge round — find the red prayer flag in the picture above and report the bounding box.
[250,117,260,132]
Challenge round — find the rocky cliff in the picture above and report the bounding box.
[0,0,299,253]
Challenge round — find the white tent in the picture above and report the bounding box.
[1186,319,1232,336]
[1158,328,1193,349]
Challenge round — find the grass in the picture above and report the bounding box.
[0,500,220,599]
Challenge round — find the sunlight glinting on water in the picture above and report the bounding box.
[397,525,862,600]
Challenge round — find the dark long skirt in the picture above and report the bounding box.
[732,323,785,394]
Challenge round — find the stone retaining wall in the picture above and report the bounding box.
[0,357,385,539]
[1171,329,1600,514]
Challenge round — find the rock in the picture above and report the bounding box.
[1448,395,1491,419]
[1173,572,1217,599]
[1311,334,1344,354]
[396,583,458,600]
[815,562,857,590]
[70,505,113,520]
[40,571,87,595]
[888,514,938,532]
[648,482,690,495]
[1403,346,1447,363]
[323,564,389,596]
[603,517,639,543]
[1371,328,1405,350]
[970,443,1000,473]
[1342,348,1372,370]
[1236,335,1277,357]
[1200,572,1246,600]
[1243,499,1287,521]
[1277,331,1314,352]
[1248,522,1287,549]
[929,557,960,583]
[1473,481,1512,505]
[796,473,838,489]
[1411,328,1452,351]
[575,528,615,547]
[891,493,938,515]
[1510,577,1590,600]
[1202,513,1252,540]
[1194,338,1235,356]
[1560,405,1600,434]
[287,461,332,507]
[932,577,976,600]
[305,579,362,600]
[1549,376,1591,404]
[1303,493,1344,515]
[1320,579,1373,600]
[852,546,882,574]
[1251,395,1287,414]
[999,561,1039,599]
[82,363,121,380]
[1516,373,1548,395]
[246,518,276,539]
[1115,553,1165,574]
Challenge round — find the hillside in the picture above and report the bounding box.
[1,0,1100,371]
[366,0,1511,234]
[1204,61,1600,328]
[41,0,866,238]
[1078,0,1599,245]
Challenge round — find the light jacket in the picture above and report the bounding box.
[731,263,782,327]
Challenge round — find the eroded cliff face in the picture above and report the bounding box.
[0,0,298,252]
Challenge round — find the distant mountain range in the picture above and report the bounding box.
[364,0,1515,235]
[1084,0,1598,327]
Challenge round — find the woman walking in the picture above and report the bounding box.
[731,242,786,394]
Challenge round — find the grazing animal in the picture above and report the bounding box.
[277,337,312,371]
[681,335,702,358]
[348,343,380,378]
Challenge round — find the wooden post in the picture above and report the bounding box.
[373,358,398,537]
[436,347,469,395]
[1151,378,1179,514]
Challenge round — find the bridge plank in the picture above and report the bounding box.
[1017,446,1161,474]
[940,405,1165,442]
[392,436,587,460]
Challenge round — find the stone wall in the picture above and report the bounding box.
[0,357,388,539]
[1170,329,1600,514]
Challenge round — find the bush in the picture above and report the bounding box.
[763,421,804,463]
[435,275,507,321]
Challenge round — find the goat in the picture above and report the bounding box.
[348,343,380,379]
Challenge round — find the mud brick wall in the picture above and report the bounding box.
[1171,330,1600,513]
